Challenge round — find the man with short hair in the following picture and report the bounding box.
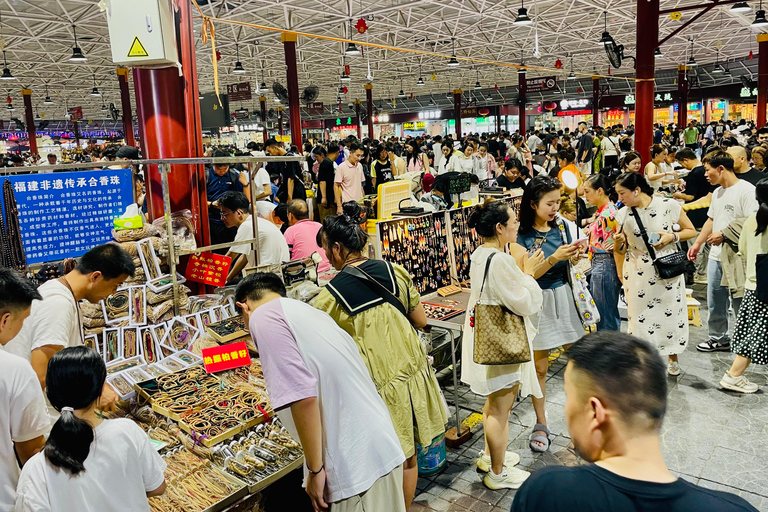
[334,141,365,213]
[674,148,715,278]
[207,148,248,247]
[284,200,330,272]
[756,126,768,144]
[235,273,406,512]
[313,145,337,222]
[217,191,289,283]
[683,121,701,154]
[726,145,763,186]
[688,150,759,353]
[512,332,757,512]
[264,138,306,203]
[0,269,50,511]
[575,121,595,178]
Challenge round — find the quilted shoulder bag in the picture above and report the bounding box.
[631,207,687,280]
[472,252,531,365]
[558,222,601,327]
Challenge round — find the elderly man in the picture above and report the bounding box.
[284,199,330,272]
[726,145,763,186]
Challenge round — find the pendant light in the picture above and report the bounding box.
[417,65,425,85]
[345,42,361,55]
[44,85,54,104]
[687,38,697,67]
[447,38,460,66]
[398,78,406,98]
[654,47,663,57]
[513,0,532,25]
[6,95,13,112]
[518,50,526,74]
[199,91,204,100]
[428,96,436,106]
[232,43,245,74]
[0,51,14,80]
[713,49,724,73]
[731,2,751,12]
[69,24,87,62]
[260,69,267,91]
[753,0,768,26]
[474,69,481,89]
[101,101,108,111]
[598,11,612,46]
[567,55,576,80]
[90,73,101,96]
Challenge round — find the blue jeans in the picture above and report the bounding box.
[707,259,742,342]
[590,254,622,331]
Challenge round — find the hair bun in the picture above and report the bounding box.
[467,206,482,229]
[341,201,364,224]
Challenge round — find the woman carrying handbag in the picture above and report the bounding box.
[461,199,545,491]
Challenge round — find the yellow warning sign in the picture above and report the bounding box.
[127,37,149,58]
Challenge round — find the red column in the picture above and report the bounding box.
[21,89,37,156]
[365,84,373,138]
[495,105,502,133]
[454,89,462,139]
[758,34,768,127]
[260,96,267,142]
[592,77,600,126]
[116,68,135,147]
[518,72,526,135]
[677,65,688,129]
[635,0,659,167]
[73,120,80,147]
[354,100,361,139]
[277,107,283,139]
[282,33,302,148]
[133,0,207,246]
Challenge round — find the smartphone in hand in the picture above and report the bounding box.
[529,236,546,255]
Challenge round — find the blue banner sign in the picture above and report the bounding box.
[1,168,134,264]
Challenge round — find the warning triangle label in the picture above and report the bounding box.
[127,37,149,58]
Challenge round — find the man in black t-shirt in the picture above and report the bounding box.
[674,148,717,229]
[512,332,756,512]
[264,138,306,203]
[314,143,339,222]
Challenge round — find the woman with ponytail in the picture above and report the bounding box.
[15,346,166,511]
[719,178,768,393]
[312,202,447,509]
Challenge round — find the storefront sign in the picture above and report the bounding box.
[185,252,232,287]
[306,102,324,114]
[227,82,252,102]
[336,117,353,126]
[654,93,674,102]
[740,87,758,97]
[417,110,441,120]
[525,76,557,93]
[559,99,590,110]
[331,125,357,132]
[202,341,251,373]
[3,169,132,264]
[460,107,478,117]
[624,94,635,105]
[555,109,592,117]
[373,115,390,123]
[403,122,426,130]
[68,106,83,120]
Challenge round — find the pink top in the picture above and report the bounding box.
[334,160,365,203]
[284,219,331,272]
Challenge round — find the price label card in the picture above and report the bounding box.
[201,341,251,373]
[185,252,232,286]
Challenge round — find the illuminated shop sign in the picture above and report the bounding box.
[372,115,390,122]
[559,99,590,110]
[403,122,426,130]
[625,94,635,105]
[555,109,592,117]
[741,87,758,98]
[417,111,441,120]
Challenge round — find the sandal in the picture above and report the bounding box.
[529,423,551,453]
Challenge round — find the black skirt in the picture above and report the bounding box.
[732,290,768,365]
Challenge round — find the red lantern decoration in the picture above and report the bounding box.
[577,87,583,94]
[344,64,350,75]
[216,50,222,62]
[478,108,490,116]
[749,50,754,60]
[494,84,499,92]
[554,59,563,69]
[544,101,557,111]
[342,86,348,94]
[355,18,368,34]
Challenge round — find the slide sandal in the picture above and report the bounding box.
[529,423,551,453]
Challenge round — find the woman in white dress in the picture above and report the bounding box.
[448,143,477,174]
[461,200,544,491]
[613,172,697,376]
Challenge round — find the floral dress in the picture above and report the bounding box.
[616,197,688,355]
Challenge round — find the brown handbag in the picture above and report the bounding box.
[472,252,532,365]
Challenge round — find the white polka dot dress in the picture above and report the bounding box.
[732,290,768,365]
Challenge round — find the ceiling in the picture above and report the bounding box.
[1,0,766,123]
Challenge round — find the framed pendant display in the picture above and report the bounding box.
[102,288,130,325]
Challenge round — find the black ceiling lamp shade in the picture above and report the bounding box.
[70,24,87,62]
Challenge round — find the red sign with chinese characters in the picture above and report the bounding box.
[185,252,232,287]
[202,341,251,373]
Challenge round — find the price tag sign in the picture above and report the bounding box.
[185,252,232,286]
[202,341,251,373]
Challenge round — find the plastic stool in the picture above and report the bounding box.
[687,297,702,327]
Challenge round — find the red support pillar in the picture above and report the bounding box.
[282,33,302,148]
[354,100,361,139]
[518,72,526,135]
[758,34,768,127]
[116,68,135,147]
[677,65,688,129]
[21,89,37,156]
[260,96,267,142]
[592,77,600,126]
[73,120,80,148]
[495,105,502,133]
[635,0,659,167]
[454,89,462,139]
[133,0,207,246]
[365,84,374,138]
[277,107,283,139]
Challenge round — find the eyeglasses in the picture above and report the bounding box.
[219,210,234,218]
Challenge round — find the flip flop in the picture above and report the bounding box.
[529,423,551,453]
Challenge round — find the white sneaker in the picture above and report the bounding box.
[483,466,530,490]
[476,450,521,473]
[720,372,758,394]
[667,361,681,376]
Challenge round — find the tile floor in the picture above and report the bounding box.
[414,284,768,511]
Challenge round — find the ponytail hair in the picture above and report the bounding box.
[44,346,106,475]
[615,171,654,198]
[755,178,768,235]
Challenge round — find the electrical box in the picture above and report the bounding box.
[104,0,179,67]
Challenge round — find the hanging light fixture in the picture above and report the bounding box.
[345,21,361,56]
[417,65,425,85]
[0,51,14,80]
[90,73,101,96]
[474,69,481,89]
[598,11,612,46]
[428,96,435,106]
[260,69,267,91]
[447,38,460,66]
[233,43,245,74]
[44,85,54,104]
[513,0,532,25]
[687,38,697,67]
[713,49,724,73]
[69,24,87,62]
[199,91,204,100]
[567,55,576,80]
[398,78,406,98]
[101,101,108,111]
[731,1,751,12]
[654,47,663,57]
[518,49,526,74]
[6,95,13,112]
[753,0,768,26]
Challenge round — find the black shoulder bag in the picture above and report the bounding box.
[631,207,688,279]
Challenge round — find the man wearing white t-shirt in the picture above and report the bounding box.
[236,274,405,512]
[0,269,50,511]
[218,191,289,283]
[246,142,272,201]
[688,150,759,352]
